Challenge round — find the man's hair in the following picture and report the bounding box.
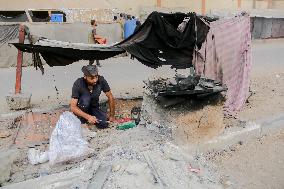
[91,19,96,26]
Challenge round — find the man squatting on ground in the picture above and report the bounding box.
[70,65,115,128]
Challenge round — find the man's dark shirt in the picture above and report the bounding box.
[72,76,110,108]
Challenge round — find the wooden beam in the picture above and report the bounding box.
[202,0,206,15]
[157,0,161,7]
[15,25,25,94]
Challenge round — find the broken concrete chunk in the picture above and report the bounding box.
[5,93,32,110]
[112,164,121,172]
[0,130,11,138]
[0,149,20,184]
[27,148,49,165]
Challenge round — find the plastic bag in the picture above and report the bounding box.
[48,111,94,165]
[28,148,49,165]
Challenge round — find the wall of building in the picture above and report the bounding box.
[0,0,111,10]
[1,0,284,18]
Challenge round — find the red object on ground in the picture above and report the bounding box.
[15,25,25,94]
[115,118,133,124]
[188,165,201,174]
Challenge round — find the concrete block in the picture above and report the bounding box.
[0,149,20,184]
[5,93,32,110]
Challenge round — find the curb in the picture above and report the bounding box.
[197,113,284,153]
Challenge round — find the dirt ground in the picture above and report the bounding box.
[206,130,284,189]
[239,71,284,121]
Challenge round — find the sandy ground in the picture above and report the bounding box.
[206,130,284,189]
[238,39,284,121]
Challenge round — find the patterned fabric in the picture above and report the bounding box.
[194,15,252,115]
[0,24,19,47]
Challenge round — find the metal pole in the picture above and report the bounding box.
[15,25,25,94]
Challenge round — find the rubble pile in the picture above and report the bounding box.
[141,74,226,144]
[144,74,227,107]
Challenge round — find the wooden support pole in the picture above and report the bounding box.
[157,0,161,7]
[202,0,206,15]
[237,0,242,8]
[15,25,25,94]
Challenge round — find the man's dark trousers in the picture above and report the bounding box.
[77,94,108,128]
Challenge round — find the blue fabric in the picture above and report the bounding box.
[124,19,136,39]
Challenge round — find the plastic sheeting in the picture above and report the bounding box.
[0,24,19,47]
[118,11,210,69]
[49,111,94,165]
[13,38,125,67]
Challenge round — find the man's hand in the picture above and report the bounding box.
[86,115,98,124]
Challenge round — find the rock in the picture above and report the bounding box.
[112,164,121,172]
[5,93,32,110]
[223,180,233,188]
[0,131,11,138]
[126,162,147,175]
[0,149,20,184]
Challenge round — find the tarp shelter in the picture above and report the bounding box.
[13,12,252,115]
[13,12,210,69]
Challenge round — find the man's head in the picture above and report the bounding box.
[91,19,97,26]
[82,65,99,85]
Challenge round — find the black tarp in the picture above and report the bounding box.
[118,12,210,69]
[13,42,125,67]
[12,11,210,69]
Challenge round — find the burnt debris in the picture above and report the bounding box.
[145,74,227,107]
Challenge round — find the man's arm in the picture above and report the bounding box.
[70,98,98,124]
[105,91,115,122]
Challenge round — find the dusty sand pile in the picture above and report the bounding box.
[173,104,224,144]
[141,94,225,144]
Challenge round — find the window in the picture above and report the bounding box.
[0,11,28,22]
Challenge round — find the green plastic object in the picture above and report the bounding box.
[116,121,136,130]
